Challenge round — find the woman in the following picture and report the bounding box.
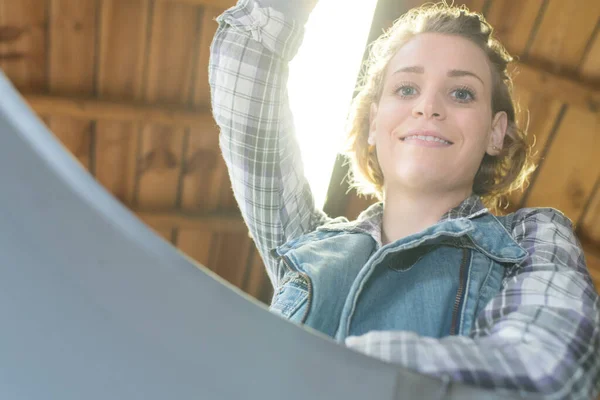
[209,1,600,398]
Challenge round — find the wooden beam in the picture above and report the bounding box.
[512,63,600,113]
[21,64,600,132]
[24,93,215,129]
[136,210,248,234]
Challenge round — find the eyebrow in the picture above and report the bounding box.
[392,66,484,85]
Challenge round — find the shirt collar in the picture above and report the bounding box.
[318,194,489,245]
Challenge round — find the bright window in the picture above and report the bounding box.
[288,0,378,209]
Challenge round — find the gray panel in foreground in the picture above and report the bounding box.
[0,72,516,400]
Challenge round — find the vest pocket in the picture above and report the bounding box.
[269,272,309,321]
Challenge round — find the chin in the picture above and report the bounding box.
[388,168,449,192]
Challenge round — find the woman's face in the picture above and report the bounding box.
[368,33,507,196]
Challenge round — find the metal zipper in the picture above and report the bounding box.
[281,255,313,325]
[449,248,469,336]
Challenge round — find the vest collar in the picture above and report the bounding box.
[317,195,527,264]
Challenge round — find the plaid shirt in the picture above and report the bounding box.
[209,1,600,398]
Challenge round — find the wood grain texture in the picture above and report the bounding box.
[578,27,600,85]
[176,230,214,266]
[48,0,97,96]
[137,0,198,215]
[506,89,563,208]
[0,0,47,91]
[95,0,149,204]
[526,0,600,75]
[192,6,221,108]
[524,107,600,222]
[46,116,93,170]
[210,232,252,289]
[484,0,542,57]
[47,0,98,172]
[137,210,246,232]
[176,5,240,275]
[181,6,227,212]
[583,242,600,292]
[95,121,139,203]
[243,249,273,305]
[511,63,599,113]
[26,93,213,127]
[581,183,600,244]
[97,0,149,101]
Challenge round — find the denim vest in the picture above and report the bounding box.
[269,212,528,342]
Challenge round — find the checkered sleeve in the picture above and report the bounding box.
[345,208,600,399]
[209,0,329,288]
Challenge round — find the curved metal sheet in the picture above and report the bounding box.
[0,72,514,400]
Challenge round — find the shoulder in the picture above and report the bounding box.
[507,206,575,240]
[505,207,587,273]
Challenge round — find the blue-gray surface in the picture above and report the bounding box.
[0,72,517,400]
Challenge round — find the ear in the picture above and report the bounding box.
[368,103,378,145]
[486,111,508,156]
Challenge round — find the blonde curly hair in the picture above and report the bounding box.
[344,2,536,212]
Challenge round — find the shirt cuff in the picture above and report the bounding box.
[256,0,316,25]
[216,0,307,61]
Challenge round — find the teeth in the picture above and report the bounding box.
[403,135,451,144]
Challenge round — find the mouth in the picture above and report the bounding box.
[399,130,453,145]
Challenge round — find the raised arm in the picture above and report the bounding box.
[209,0,329,287]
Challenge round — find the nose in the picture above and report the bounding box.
[412,92,445,120]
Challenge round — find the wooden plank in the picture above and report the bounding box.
[136,0,199,215]
[192,6,222,108]
[97,0,149,101]
[583,243,600,292]
[180,6,227,211]
[177,6,230,273]
[177,230,214,266]
[143,1,197,104]
[524,107,600,222]
[25,94,213,128]
[47,0,98,172]
[526,0,600,74]
[578,25,600,84]
[0,0,47,91]
[95,121,139,203]
[210,232,252,288]
[506,89,563,209]
[136,124,186,208]
[48,0,97,96]
[243,248,272,304]
[511,63,599,113]
[46,116,93,170]
[136,210,247,233]
[580,183,600,244]
[180,124,225,211]
[484,0,542,57]
[95,0,148,204]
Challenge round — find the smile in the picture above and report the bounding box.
[401,135,453,146]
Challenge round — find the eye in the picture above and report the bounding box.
[394,84,419,98]
[451,87,476,103]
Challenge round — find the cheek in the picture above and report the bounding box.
[375,101,412,134]
[455,111,491,145]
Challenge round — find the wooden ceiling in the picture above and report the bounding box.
[0,0,598,303]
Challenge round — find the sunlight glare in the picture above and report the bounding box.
[288,0,378,210]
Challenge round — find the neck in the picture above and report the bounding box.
[381,187,472,245]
